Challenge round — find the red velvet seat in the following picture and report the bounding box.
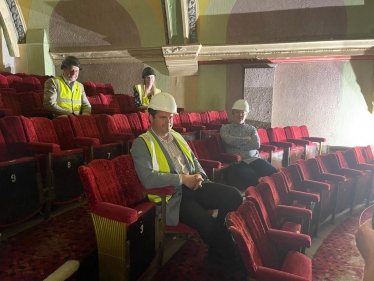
[19,116,86,215]
[179,112,206,133]
[0,117,44,227]
[87,94,117,115]
[82,81,97,96]
[0,91,22,115]
[78,158,156,281]
[0,74,9,88]
[284,126,318,159]
[104,83,115,95]
[299,125,327,154]
[327,151,371,213]
[126,113,147,137]
[111,154,196,266]
[269,171,320,211]
[267,127,305,164]
[94,114,134,154]
[137,111,150,131]
[172,114,186,133]
[99,93,121,114]
[188,139,231,185]
[257,128,285,169]
[246,185,312,248]
[287,162,330,237]
[68,114,123,162]
[344,147,374,206]
[6,75,23,92]
[200,111,222,130]
[218,110,229,124]
[307,156,355,221]
[95,82,106,94]
[226,201,312,281]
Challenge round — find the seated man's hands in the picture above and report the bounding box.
[181,173,203,190]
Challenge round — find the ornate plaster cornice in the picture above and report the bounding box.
[198,39,374,62]
[49,46,164,65]
[49,39,374,76]
[162,44,201,76]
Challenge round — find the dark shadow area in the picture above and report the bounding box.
[46,0,141,48]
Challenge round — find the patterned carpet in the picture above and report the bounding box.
[152,206,373,281]
[151,234,246,281]
[0,204,97,281]
[312,205,373,281]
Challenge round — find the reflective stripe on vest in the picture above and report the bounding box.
[134,84,161,105]
[140,130,195,203]
[53,76,83,113]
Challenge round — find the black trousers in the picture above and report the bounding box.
[179,182,242,258]
[235,158,278,188]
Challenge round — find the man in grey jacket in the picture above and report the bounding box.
[43,56,91,117]
[220,99,277,189]
[131,92,242,263]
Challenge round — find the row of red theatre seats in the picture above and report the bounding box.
[227,146,374,280]
[0,111,326,227]
[78,144,374,280]
[0,71,116,94]
[0,111,230,228]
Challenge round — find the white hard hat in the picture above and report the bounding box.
[232,99,249,112]
[148,92,178,114]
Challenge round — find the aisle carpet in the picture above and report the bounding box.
[152,206,373,281]
[151,234,245,281]
[312,205,373,281]
[0,205,97,281]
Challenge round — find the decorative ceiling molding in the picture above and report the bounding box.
[49,39,374,75]
[198,39,374,62]
[4,0,26,44]
[49,46,164,65]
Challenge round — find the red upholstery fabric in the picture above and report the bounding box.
[208,111,222,125]
[85,159,128,206]
[94,114,120,144]
[227,201,312,281]
[172,114,186,133]
[137,111,150,130]
[111,155,146,208]
[1,92,22,115]
[82,81,97,96]
[105,83,115,95]
[0,74,9,88]
[126,113,145,136]
[28,117,60,144]
[52,117,78,150]
[95,83,106,94]
[245,186,274,230]
[188,139,211,160]
[112,114,133,134]
[299,125,310,138]
[21,77,43,92]
[102,94,121,113]
[363,145,374,164]
[218,110,228,124]
[71,115,102,141]
[0,116,28,160]
[227,201,279,274]
[6,75,23,92]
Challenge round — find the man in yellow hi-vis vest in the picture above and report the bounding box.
[131,92,243,267]
[44,56,91,117]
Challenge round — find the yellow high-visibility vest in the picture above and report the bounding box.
[134,84,161,105]
[140,130,195,203]
[53,76,83,114]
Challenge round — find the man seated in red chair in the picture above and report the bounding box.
[131,92,242,266]
[220,99,277,189]
[43,56,91,117]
